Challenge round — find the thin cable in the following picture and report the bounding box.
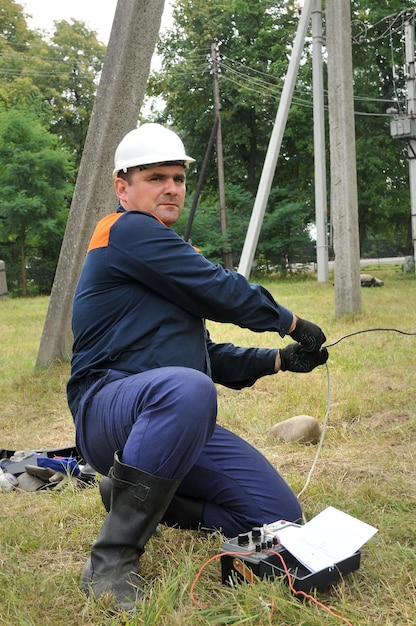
[297,360,330,499]
[265,549,354,626]
[297,327,416,499]
[325,327,416,348]
[352,9,415,45]
[190,548,354,625]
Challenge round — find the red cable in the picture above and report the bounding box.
[190,548,354,626]
[265,549,354,626]
[190,550,254,608]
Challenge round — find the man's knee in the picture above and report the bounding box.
[172,368,217,416]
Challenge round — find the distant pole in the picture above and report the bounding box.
[36,0,166,367]
[184,118,219,242]
[238,0,313,278]
[405,18,416,270]
[211,42,233,269]
[389,17,416,271]
[326,0,361,316]
[312,0,328,282]
[0,259,7,300]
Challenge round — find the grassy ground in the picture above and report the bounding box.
[0,266,415,625]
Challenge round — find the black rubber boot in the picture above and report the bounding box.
[98,474,112,512]
[100,475,205,530]
[82,451,180,612]
[161,493,205,530]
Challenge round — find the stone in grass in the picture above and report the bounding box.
[360,273,384,287]
[269,415,321,444]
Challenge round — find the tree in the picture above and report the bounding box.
[0,109,74,295]
[149,0,309,190]
[148,0,315,265]
[0,0,49,107]
[0,1,107,295]
[348,0,415,255]
[0,2,106,168]
[42,19,106,165]
[0,0,32,46]
[149,0,416,262]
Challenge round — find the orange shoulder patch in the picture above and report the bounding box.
[87,213,123,252]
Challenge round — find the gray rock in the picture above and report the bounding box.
[360,273,384,287]
[269,414,321,444]
[403,256,414,274]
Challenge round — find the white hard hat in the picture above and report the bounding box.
[113,123,195,177]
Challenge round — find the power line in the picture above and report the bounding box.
[351,8,416,45]
[1,9,411,122]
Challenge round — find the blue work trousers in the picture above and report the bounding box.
[75,366,301,536]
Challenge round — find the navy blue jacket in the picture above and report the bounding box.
[67,207,294,415]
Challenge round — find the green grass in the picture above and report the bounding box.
[0,267,415,625]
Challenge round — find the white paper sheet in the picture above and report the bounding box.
[276,506,378,573]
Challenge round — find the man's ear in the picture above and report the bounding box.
[114,177,129,201]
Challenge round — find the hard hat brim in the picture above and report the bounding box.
[113,156,195,178]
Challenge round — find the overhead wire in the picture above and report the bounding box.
[0,11,410,130]
[352,8,415,45]
[0,10,409,121]
[220,68,398,117]
[219,50,401,116]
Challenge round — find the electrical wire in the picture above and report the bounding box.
[190,548,354,625]
[352,9,415,46]
[297,327,416,499]
[221,57,400,107]
[190,327,416,623]
[297,360,330,499]
[325,326,416,348]
[1,27,403,116]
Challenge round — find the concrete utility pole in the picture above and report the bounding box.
[312,0,328,282]
[36,0,165,367]
[0,259,7,299]
[326,0,361,316]
[390,17,416,271]
[238,0,314,278]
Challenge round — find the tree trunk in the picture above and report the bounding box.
[20,223,27,297]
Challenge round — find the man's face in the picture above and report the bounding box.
[114,164,186,226]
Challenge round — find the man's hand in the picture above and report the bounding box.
[279,343,329,373]
[289,317,326,352]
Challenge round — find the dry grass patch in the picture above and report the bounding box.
[0,272,415,625]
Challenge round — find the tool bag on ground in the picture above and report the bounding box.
[0,445,95,492]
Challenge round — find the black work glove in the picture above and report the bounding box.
[289,317,326,352]
[279,343,329,373]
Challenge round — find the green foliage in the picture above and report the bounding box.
[149,0,308,194]
[43,19,106,164]
[173,181,314,269]
[174,182,254,263]
[0,1,106,165]
[149,0,416,264]
[0,0,106,295]
[0,0,30,46]
[0,0,48,107]
[149,0,318,267]
[348,0,414,254]
[259,186,316,267]
[0,108,74,295]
